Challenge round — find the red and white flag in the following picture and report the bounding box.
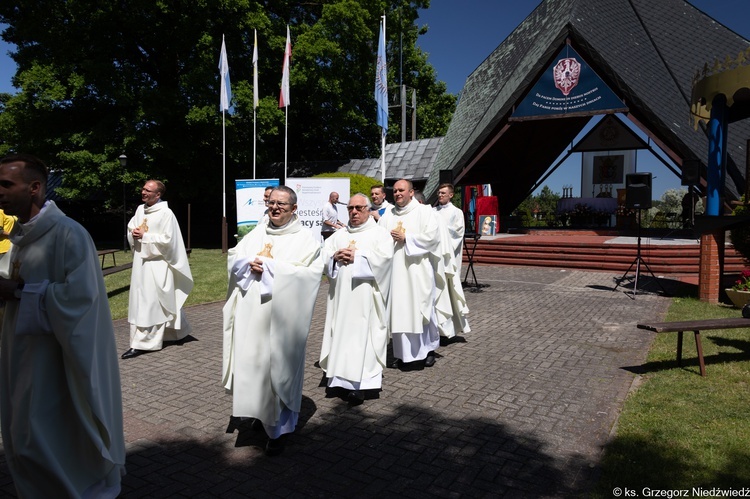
[279,26,291,108]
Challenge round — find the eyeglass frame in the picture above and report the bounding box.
[346,205,370,212]
[266,201,293,208]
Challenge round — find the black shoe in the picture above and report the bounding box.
[424,351,436,367]
[227,416,264,433]
[347,390,365,405]
[265,435,286,456]
[389,358,402,369]
[250,418,264,432]
[226,416,240,433]
[121,348,145,359]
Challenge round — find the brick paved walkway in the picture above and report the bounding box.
[0,266,678,497]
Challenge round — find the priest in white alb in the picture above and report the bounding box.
[123,179,193,359]
[434,183,465,276]
[223,185,323,456]
[378,179,442,368]
[0,154,125,498]
[433,183,471,340]
[319,194,393,404]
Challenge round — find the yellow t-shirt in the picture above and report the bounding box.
[0,210,16,254]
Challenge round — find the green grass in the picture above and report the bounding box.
[103,248,227,320]
[592,295,750,495]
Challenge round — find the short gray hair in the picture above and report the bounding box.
[350,193,371,208]
[271,185,297,205]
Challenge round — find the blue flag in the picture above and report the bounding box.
[374,18,388,131]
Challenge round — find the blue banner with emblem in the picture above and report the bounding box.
[510,45,627,120]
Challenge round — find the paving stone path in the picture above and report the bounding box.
[0,266,678,498]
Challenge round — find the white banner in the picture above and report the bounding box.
[288,177,350,242]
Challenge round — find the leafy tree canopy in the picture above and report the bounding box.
[0,0,456,229]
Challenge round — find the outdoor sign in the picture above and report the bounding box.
[235,177,350,242]
[235,178,279,238]
[510,45,627,120]
[287,177,350,242]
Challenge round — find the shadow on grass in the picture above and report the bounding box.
[622,335,750,376]
[107,285,130,299]
[594,434,750,496]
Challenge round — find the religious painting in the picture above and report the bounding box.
[592,155,624,184]
[480,215,496,236]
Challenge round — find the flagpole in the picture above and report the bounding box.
[253,29,258,180]
[284,106,288,184]
[381,131,385,184]
[253,107,257,180]
[218,34,232,254]
[279,25,291,185]
[222,109,227,253]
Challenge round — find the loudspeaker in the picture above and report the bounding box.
[626,173,652,209]
[681,159,701,185]
[439,169,454,185]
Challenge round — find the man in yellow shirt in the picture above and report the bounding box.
[0,209,15,259]
[0,208,16,285]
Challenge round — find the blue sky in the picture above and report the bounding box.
[1,1,748,198]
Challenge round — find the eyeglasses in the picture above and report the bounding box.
[267,201,292,208]
[347,205,369,212]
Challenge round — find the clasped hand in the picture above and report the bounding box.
[250,258,264,274]
[334,248,354,265]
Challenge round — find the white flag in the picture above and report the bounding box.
[218,35,231,112]
[279,26,291,108]
[253,30,259,109]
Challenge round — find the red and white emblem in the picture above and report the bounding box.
[553,57,581,96]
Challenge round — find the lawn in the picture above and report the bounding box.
[592,294,750,495]
[103,248,227,320]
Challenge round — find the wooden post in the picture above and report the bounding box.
[187,203,192,257]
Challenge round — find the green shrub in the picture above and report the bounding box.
[313,172,381,197]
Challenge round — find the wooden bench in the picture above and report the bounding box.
[637,318,750,376]
[97,249,133,276]
[102,262,132,276]
[97,249,119,269]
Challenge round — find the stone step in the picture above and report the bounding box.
[462,237,746,275]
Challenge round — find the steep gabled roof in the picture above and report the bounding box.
[427,0,750,212]
[337,137,444,181]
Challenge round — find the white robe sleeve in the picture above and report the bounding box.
[259,258,275,297]
[14,280,52,336]
[350,250,376,280]
[230,256,259,291]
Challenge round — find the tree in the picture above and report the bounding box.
[514,186,561,227]
[0,0,455,245]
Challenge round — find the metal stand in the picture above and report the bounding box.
[614,209,668,297]
[462,233,488,292]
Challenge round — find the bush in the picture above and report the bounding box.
[313,172,381,197]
